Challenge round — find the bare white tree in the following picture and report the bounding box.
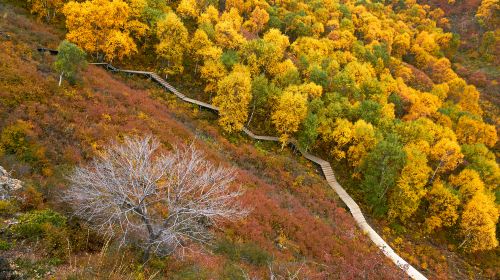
[63,135,247,260]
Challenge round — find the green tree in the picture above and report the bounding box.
[54,40,87,86]
[360,135,406,216]
[461,144,499,187]
[297,99,323,151]
[247,75,281,128]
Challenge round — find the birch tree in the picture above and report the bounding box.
[63,135,247,260]
[54,40,87,86]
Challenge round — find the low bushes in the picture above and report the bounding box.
[214,238,272,267]
[11,209,68,258]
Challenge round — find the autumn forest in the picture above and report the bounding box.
[0,0,498,279]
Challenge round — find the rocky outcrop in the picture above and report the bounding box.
[0,166,22,200]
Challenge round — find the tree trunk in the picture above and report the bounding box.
[429,159,443,184]
[218,0,226,12]
[247,99,256,126]
[58,72,64,86]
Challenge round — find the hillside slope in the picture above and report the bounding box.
[0,4,405,279]
[1,1,499,279]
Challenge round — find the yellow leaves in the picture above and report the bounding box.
[424,180,459,233]
[177,0,199,18]
[198,5,219,25]
[319,118,353,160]
[446,78,483,116]
[396,117,456,146]
[392,33,411,58]
[430,83,449,100]
[347,120,377,168]
[271,88,308,145]
[104,30,138,61]
[282,82,323,99]
[225,0,245,13]
[243,7,269,34]
[102,113,112,122]
[125,20,148,38]
[263,29,290,54]
[269,59,298,82]
[476,0,500,27]
[213,65,252,133]
[354,10,395,46]
[214,9,245,49]
[155,12,188,75]
[190,29,210,53]
[127,0,146,18]
[28,0,65,22]
[221,7,243,28]
[381,103,395,120]
[63,0,146,60]
[290,37,333,64]
[455,116,498,147]
[343,61,376,85]
[200,57,226,93]
[430,57,457,83]
[430,138,463,173]
[459,191,499,252]
[388,144,430,223]
[404,91,442,121]
[449,169,485,202]
[414,31,440,55]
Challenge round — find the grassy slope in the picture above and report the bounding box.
[0,4,405,279]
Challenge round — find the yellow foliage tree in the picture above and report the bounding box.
[281,82,323,99]
[215,8,245,49]
[177,0,199,18]
[459,191,499,252]
[63,0,147,61]
[431,83,449,100]
[319,118,353,160]
[449,169,485,202]
[272,88,308,144]
[347,120,377,168]
[392,32,411,58]
[476,0,500,28]
[155,12,189,75]
[198,5,219,25]
[424,180,460,233]
[243,7,269,34]
[404,91,442,121]
[455,116,498,148]
[28,0,66,22]
[389,142,431,223]
[429,138,463,177]
[190,29,214,69]
[215,21,245,50]
[200,53,227,94]
[213,65,252,132]
[263,28,290,54]
[447,78,483,116]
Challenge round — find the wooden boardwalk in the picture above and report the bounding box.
[91,62,427,280]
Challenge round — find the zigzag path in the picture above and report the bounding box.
[90,62,427,280]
